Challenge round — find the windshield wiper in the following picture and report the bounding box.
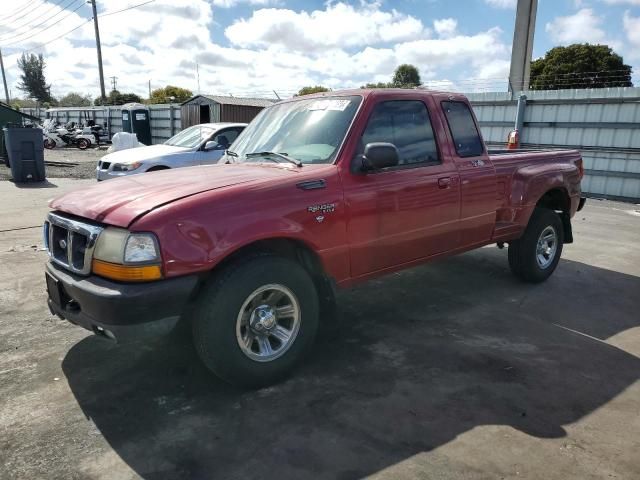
[246,151,302,167]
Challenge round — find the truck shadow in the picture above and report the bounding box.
[62,249,640,479]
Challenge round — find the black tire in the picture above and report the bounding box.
[77,138,90,150]
[44,139,56,150]
[508,207,564,283]
[146,166,170,172]
[192,255,319,388]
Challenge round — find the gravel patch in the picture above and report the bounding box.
[0,147,107,181]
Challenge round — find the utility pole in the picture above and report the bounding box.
[196,62,200,94]
[148,79,151,99]
[90,0,107,103]
[508,0,538,94]
[0,48,9,104]
[110,76,118,91]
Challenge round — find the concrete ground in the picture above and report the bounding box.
[0,178,639,480]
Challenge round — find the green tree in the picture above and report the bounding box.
[10,98,37,109]
[361,82,392,88]
[149,85,193,104]
[530,44,633,90]
[296,85,331,96]
[58,92,92,107]
[16,53,53,103]
[95,90,144,106]
[392,64,422,88]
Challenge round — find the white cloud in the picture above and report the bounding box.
[602,0,640,5]
[434,18,458,38]
[484,0,517,8]
[212,0,277,7]
[623,11,640,58]
[224,2,427,50]
[545,8,607,44]
[394,27,508,70]
[1,0,511,100]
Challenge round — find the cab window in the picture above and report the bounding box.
[441,101,484,157]
[361,100,439,167]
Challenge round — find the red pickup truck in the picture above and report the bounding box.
[44,89,585,387]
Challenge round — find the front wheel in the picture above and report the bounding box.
[44,139,56,149]
[192,255,319,388]
[508,207,564,283]
[77,138,90,150]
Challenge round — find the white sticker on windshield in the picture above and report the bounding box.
[307,99,351,111]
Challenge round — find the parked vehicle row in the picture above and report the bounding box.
[44,89,585,388]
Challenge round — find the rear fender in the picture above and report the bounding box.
[510,165,576,241]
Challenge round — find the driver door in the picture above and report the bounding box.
[343,99,461,278]
[197,127,243,165]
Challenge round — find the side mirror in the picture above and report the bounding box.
[361,142,399,171]
[204,140,217,151]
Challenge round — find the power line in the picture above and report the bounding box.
[4,18,91,54]
[100,0,156,17]
[0,0,40,22]
[0,0,87,46]
[2,0,154,54]
[0,0,68,29]
[0,0,68,39]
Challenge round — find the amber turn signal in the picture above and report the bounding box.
[92,259,162,282]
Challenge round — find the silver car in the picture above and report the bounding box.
[96,122,246,181]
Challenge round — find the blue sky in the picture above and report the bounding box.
[1,0,639,99]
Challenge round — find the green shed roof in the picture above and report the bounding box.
[0,102,40,123]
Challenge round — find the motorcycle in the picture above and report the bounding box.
[42,120,96,150]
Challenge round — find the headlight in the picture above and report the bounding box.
[125,233,159,263]
[112,162,142,172]
[93,228,162,281]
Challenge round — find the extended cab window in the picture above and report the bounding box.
[441,101,484,157]
[361,100,439,166]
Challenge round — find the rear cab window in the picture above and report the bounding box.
[361,100,440,168]
[441,101,484,157]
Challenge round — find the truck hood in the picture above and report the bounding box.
[49,165,294,227]
[103,144,189,164]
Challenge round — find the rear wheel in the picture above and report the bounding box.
[508,207,564,283]
[192,255,319,388]
[77,138,90,150]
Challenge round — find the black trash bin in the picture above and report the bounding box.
[3,126,45,182]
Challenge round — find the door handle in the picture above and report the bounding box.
[438,177,451,189]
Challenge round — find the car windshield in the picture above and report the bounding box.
[228,95,362,165]
[164,125,215,148]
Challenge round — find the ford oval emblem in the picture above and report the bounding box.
[59,239,67,249]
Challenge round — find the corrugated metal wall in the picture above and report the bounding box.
[468,87,640,202]
[22,104,182,144]
[219,104,264,123]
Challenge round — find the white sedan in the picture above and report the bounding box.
[96,122,246,181]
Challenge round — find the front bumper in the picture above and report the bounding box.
[96,166,137,181]
[46,261,199,342]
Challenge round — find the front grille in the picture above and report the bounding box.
[44,213,104,275]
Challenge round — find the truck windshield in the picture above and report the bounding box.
[165,125,215,148]
[229,95,362,165]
